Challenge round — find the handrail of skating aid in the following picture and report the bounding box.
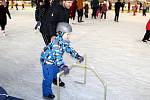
[56,54,107,100]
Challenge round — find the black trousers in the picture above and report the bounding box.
[114,10,120,21]
[72,10,76,20]
[142,30,150,41]
[41,33,51,46]
[84,12,88,18]
[0,24,5,30]
[77,9,83,22]
[143,9,146,16]
[0,20,6,30]
[92,7,98,19]
[101,12,106,19]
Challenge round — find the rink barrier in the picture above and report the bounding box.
[57,55,107,100]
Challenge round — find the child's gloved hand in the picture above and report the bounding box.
[77,55,84,63]
[60,65,70,75]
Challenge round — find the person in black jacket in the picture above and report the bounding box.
[114,0,122,22]
[121,1,125,12]
[40,0,73,46]
[0,2,11,36]
[34,0,44,30]
[91,0,99,19]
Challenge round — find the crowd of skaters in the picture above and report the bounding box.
[132,1,149,16]
[34,0,150,23]
[69,0,150,22]
[0,0,150,40]
[69,0,109,21]
[4,0,26,10]
[0,0,150,41]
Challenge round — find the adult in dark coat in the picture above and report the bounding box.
[121,1,125,12]
[91,0,99,19]
[114,0,122,22]
[0,3,11,33]
[40,0,72,46]
[77,0,84,22]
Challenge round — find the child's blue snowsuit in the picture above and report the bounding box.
[40,32,80,96]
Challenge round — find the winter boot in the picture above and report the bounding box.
[43,94,55,99]
[53,78,65,87]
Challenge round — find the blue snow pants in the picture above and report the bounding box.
[42,64,59,96]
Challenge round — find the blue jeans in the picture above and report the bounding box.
[42,64,59,96]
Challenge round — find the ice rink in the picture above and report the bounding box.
[0,8,150,100]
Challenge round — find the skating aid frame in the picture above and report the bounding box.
[57,55,107,100]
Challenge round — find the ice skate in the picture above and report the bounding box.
[53,78,65,88]
[43,94,55,99]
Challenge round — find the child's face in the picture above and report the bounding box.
[63,32,71,42]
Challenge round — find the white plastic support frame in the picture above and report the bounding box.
[56,55,107,100]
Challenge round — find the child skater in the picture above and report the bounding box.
[40,22,84,99]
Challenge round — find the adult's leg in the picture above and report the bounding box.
[116,11,119,21]
[114,13,117,21]
[92,8,94,18]
[41,33,51,46]
[86,12,88,18]
[73,10,76,20]
[1,25,5,31]
[73,15,75,20]
[142,10,144,16]
[145,30,150,40]
[1,22,6,34]
[144,9,146,16]
[104,12,106,19]
[101,12,104,19]
[93,7,97,19]
[142,30,150,41]
[80,9,83,22]
[1,19,6,31]
[77,10,80,22]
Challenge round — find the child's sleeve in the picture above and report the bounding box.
[65,43,79,59]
